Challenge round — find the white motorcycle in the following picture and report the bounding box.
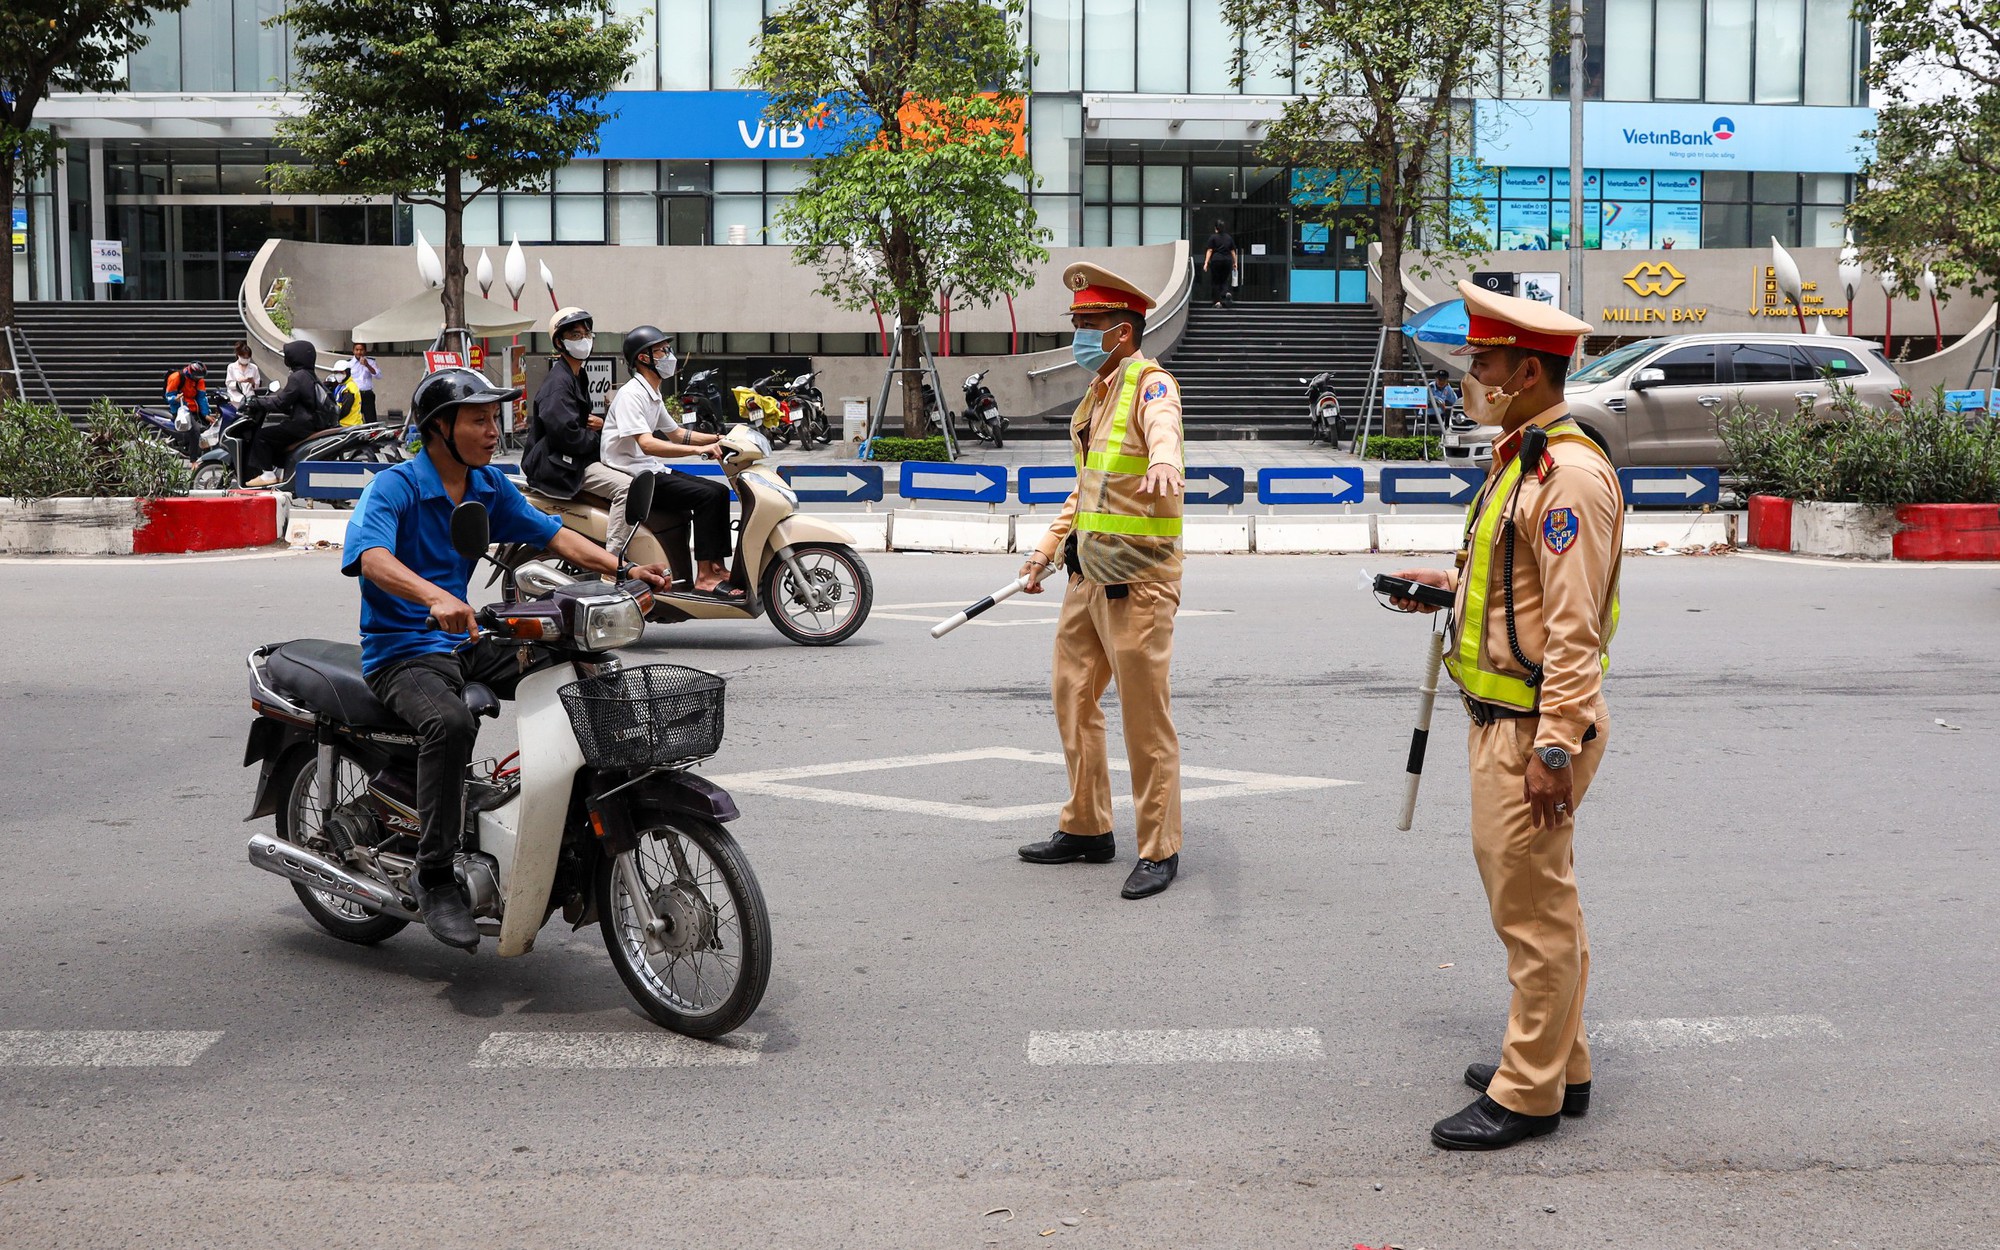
[242,477,771,1036]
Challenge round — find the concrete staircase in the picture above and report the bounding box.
[11,301,249,419]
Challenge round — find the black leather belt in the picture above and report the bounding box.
[1063,534,1128,599]
[1463,694,1536,725]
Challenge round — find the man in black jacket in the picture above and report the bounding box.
[246,339,331,486]
[522,308,641,523]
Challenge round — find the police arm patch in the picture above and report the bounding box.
[1542,506,1579,555]
[1142,380,1169,402]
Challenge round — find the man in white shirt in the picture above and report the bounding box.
[350,343,382,424]
[600,325,737,596]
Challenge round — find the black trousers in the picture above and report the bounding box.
[651,469,733,562]
[359,390,378,424]
[365,644,523,876]
[248,415,321,476]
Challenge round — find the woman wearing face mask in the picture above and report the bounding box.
[225,341,262,406]
[522,306,622,507]
[1013,262,1188,902]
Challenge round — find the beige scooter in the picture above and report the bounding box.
[522,423,874,646]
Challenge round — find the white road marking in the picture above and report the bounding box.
[708,745,1356,823]
[0,549,306,567]
[470,1031,765,1069]
[0,1030,224,1067]
[1027,1028,1324,1067]
[1589,1014,1838,1052]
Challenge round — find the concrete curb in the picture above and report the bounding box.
[1254,515,1372,553]
[1,493,286,556]
[888,509,1013,554]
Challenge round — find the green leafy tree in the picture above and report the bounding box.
[746,0,1048,437]
[1847,0,2000,298]
[1,0,189,399]
[271,0,637,334]
[1222,0,1526,336]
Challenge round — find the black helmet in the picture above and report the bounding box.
[281,340,316,370]
[412,367,523,431]
[184,362,207,380]
[621,324,673,373]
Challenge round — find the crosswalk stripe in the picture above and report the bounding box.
[0,1030,224,1067]
[469,1031,766,1069]
[1026,1028,1324,1067]
[1589,1014,1838,1052]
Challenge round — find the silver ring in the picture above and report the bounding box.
[1554,802,1569,812]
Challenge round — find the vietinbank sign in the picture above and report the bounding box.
[590,91,874,161]
[1473,100,1874,173]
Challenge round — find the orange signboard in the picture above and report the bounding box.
[892,94,1026,157]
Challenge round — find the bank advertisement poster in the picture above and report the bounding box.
[1652,203,1703,248]
[1652,171,1702,201]
[1500,167,1555,199]
[1600,202,1652,249]
[1500,199,1552,249]
[1552,201,1601,249]
[1600,170,1652,199]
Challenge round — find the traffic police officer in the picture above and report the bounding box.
[1015,263,1187,900]
[1392,280,1623,1149]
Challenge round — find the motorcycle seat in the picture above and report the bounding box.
[265,639,499,730]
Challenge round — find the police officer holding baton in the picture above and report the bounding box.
[1390,282,1624,1150]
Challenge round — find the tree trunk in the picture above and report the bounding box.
[1377,205,1410,436]
[897,311,932,438]
[442,180,468,348]
[0,169,17,401]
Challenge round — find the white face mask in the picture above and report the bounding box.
[647,350,676,377]
[1466,360,1529,426]
[562,335,594,361]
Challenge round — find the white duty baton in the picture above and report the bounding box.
[1397,621,1448,832]
[930,577,1029,639]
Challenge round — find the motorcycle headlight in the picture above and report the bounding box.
[573,593,646,651]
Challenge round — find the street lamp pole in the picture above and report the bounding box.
[1568,0,1585,319]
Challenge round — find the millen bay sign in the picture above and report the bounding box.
[1597,261,1849,326]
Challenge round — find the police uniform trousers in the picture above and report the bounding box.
[1052,577,1182,862]
[1468,712,1608,1118]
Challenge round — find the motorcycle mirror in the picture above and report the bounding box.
[449,500,491,560]
[626,470,657,526]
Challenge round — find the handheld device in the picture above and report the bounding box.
[1373,573,1455,611]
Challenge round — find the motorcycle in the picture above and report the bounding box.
[242,475,772,1037]
[958,370,1006,448]
[520,423,873,646]
[765,371,831,450]
[1301,372,1346,444]
[732,372,791,445]
[191,385,401,492]
[136,398,237,463]
[677,368,732,437]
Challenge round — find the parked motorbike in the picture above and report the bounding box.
[769,371,831,450]
[243,477,772,1037]
[190,387,401,491]
[519,424,873,646]
[136,398,237,462]
[677,368,732,436]
[958,370,1007,448]
[732,372,790,445]
[1301,372,1346,444]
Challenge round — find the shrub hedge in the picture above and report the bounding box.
[0,400,191,502]
[1719,385,2000,507]
[865,435,950,463]
[1358,435,1444,461]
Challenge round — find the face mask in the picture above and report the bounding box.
[1071,327,1120,373]
[646,350,676,376]
[1467,360,1529,426]
[563,335,594,361]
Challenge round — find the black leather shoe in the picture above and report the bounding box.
[1464,1062,1591,1116]
[1430,1094,1560,1151]
[410,873,479,951]
[1018,831,1115,864]
[1120,853,1178,899]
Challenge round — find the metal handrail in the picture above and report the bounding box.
[1027,256,1198,379]
[2,324,61,408]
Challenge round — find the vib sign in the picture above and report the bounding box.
[591,91,873,161]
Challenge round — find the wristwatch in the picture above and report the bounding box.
[1535,745,1570,771]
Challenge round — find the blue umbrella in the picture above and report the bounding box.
[1401,298,1467,345]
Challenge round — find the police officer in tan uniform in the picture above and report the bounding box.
[1015,263,1187,900]
[1392,281,1623,1149]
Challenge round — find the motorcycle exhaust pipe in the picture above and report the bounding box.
[246,832,420,922]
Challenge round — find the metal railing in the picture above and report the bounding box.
[1,324,61,408]
[1027,257,1198,380]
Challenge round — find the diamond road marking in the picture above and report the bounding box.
[707,746,1356,823]
[470,1031,766,1069]
[1027,1028,1325,1066]
[0,1030,224,1067]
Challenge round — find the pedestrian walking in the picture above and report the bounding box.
[1201,220,1236,307]
[1015,263,1187,900]
[1388,281,1622,1151]
[349,342,381,424]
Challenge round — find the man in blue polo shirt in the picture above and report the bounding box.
[343,367,668,951]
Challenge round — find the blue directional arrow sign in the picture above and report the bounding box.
[1619,467,1721,507]
[1185,466,1247,506]
[1256,466,1365,506]
[900,461,1008,503]
[1378,466,1482,505]
[662,462,736,499]
[1017,465,1078,505]
[779,464,884,503]
[292,460,383,501]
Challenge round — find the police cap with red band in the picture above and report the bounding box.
[1450,279,1594,357]
[1063,262,1157,316]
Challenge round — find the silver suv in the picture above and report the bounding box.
[1440,333,1905,468]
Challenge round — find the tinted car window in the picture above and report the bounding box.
[1647,344,1717,386]
[1800,345,1869,378]
[1730,343,1807,383]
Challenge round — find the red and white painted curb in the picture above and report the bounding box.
[0,491,287,556]
[1745,496,2000,561]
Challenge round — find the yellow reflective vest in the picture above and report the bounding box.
[1069,355,1183,584]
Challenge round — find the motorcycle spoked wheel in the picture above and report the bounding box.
[759,542,874,646]
[596,816,772,1038]
[273,748,409,945]
[190,462,231,491]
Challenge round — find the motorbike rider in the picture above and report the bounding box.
[522,307,636,521]
[342,366,671,951]
[600,324,739,596]
[246,339,331,487]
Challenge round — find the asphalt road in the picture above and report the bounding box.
[1,549,1996,1248]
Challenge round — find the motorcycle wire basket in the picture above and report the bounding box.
[558,664,726,770]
